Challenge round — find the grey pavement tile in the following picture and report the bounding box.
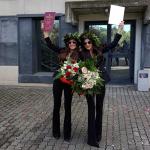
[143,145,150,150]
[0,85,149,150]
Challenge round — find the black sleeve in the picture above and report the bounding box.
[103,33,122,53]
[45,37,61,53]
[78,51,82,61]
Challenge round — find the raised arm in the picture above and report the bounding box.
[41,21,60,53]
[103,21,124,53]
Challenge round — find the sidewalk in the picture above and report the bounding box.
[0,85,150,150]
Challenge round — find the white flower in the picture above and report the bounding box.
[68,69,71,72]
[62,66,66,70]
[89,79,96,85]
[82,82,94,89]
[63,64,67,67]
[81,67,88,74]
[82,84,87,89]
[89,71,100,79]
[73,63,79,68]
[64,61,67,64]
[87,83,94,89]
[83,73,91,80]
[78,76,83,82]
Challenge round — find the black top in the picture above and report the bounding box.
[79,33,121,59]
[45,37,61,53]
[44,37,79,77]
[79,33,122,83]
[44,33,121,81]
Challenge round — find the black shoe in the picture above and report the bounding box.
[87,141,99,148]
[53,133,60,139]
[96,135,102,142]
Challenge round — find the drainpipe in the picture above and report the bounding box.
[140,23,145,70]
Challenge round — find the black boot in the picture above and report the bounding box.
[53,132,60,139]
[64,136,71,142]
[87,141,99,148]
[96,134,102,142]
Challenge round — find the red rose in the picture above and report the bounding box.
[65,72,71,77]
[73,67,78,72]
[66,65,71,69]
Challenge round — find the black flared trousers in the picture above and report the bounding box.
[85,85,106,143]
[52,79,73,138]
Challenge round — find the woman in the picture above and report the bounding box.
[79,22,124,147]
[42,27,80,141]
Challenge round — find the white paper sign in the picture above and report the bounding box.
[108,5,125,25]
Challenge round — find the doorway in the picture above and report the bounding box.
[85,21,135,84]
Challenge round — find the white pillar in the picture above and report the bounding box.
[134,19,142,84]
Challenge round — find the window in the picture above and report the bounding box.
[36,19,60,72]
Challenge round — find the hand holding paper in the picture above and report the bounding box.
[43,12,56,32]
[41,20,49,38]
[118,21,124,30]
[108,5,125,25]
[117,21,125,34]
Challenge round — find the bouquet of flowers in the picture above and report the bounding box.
[55,57,79,85]
[72,58,104,95]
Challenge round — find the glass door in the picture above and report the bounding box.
[85,21,135,84]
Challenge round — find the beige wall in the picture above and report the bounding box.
[65,0,94,1]
[0,66,18,84]
[0,0,146,84]
[0,0,65,16]
[0,0,99,15]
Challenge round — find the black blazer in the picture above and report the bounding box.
[44,37,66,77]
[44,37,80,77]
[45,37,63,53]
[79,33,122,83]
[45,34,121,81]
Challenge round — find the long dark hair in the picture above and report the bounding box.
[58,44,80,63]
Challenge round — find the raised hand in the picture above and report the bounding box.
[118,21,124,30]
[41,20,49,38]
[117,21,124,34]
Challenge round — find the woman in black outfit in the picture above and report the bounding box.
[79,22,124,147]
[42,29,80,141]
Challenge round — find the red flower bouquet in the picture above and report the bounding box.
[55,57,79,85]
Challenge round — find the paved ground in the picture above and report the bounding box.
[0,85,150,150]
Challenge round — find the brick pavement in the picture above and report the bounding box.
[0,85,150,150]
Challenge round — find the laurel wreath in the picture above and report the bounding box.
[80,31,101,47]
[64,32,80,46]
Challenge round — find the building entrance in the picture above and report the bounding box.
[85,21,135,84]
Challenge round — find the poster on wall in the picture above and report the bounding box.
[108,5,125,25]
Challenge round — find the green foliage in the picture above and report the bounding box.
[64,32,80,46]
[89,25,131,47]
[80,31,101,47]
[78,57,97,72]
[49,20,59,45]
[89,26,107,43]
[111,26,130,47]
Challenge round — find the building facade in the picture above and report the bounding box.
[0,0,150,85]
